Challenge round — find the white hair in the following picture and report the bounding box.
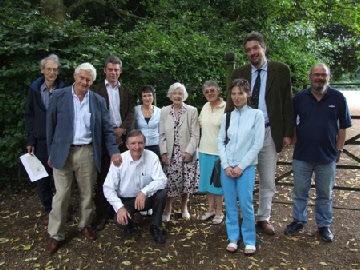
[40,54,61,69]
[167,82,188,101]
[74,62,97,81]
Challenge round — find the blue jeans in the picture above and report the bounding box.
[292,159,335,227]
[221,165,256,246]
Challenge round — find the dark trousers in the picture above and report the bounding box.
[114,189,167,229]
[36,139,53,213]
[94,142,127,220]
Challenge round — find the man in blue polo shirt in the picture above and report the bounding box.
[284,63,352,242]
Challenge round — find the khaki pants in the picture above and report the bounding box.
[48,145,96,241]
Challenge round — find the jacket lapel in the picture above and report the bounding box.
[178,104,187,127]
[66,87,74,128]
[35,91,46,111]
[266,61,275,95]
[89,91,95,132]
[100,82,110,109]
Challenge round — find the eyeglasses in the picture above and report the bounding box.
[312,73,328,78]
[45,68,58,73]
[204,88,216,95]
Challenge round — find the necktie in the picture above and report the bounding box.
[251,69,262,109]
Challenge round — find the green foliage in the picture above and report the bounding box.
[0,0,359,174]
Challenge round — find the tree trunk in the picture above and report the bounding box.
[41,0,67,22]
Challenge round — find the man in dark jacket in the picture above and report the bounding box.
[91,55,135,231]
[25,54,65,224]
[230,32,294,235]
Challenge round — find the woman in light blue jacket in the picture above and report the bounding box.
[132,85,161,159]
[218,79,264,255]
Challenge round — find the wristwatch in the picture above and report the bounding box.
[338,149,344,153]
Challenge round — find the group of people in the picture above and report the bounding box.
[25,31,351,256]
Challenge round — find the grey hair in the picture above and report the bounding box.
[126,129,146,144]
[308,63,331,81]
[105,55,122,68]
[202,80,220,93]
[74,62,97,81]
[167,82,188,101]
[40,54,61,69]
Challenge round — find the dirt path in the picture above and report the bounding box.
[0,91,359,269]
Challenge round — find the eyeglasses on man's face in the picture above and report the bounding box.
[204,88,216,95]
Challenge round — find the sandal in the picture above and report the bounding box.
[213,214,224,225]
[226,242,238,253]
[199,210,215,221]
[244,245,256,256]
[162,214,170,222]
[182,212,190,219]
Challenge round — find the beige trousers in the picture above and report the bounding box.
[48,145,96,241]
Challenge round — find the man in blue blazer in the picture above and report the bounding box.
[45,62,122,254]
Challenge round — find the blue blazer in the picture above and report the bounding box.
[46,86,119,171]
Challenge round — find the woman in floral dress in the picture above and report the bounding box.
[159,82,199,222]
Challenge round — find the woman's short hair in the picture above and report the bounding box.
[74,62,97,81]
[167,82,188,101]
[225,78,251,112]
[202,81,220,93]
[139,84,155,99]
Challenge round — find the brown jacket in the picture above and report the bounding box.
[91,81,135,133]
[230,60,294,153]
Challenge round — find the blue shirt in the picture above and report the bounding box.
[251,60,269,124]
[293,87,352,163]
[72,87,92,145]
[218,106,264,170]
[132,105,161,146]
[40,81,58,110]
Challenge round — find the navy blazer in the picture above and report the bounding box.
[46,86,119,171]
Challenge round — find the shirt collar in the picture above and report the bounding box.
[251,60,268,73]
[105,79,120,88]
[41,81,57,92]
[71,85,89,99]
[234,105,250,113]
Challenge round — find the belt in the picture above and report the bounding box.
[71,143,92,148]
[265,123,270,128]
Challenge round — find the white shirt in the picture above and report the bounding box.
[105,79,122,127]
[251,60,269,124]
[103,149,167,212]
[72,86,92,145]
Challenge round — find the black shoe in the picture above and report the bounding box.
[284,220,304,236]
[124,223,135,234]
[95,218,107,231]
[150,225,166,244]
[318,227,334,242]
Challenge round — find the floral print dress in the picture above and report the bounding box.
[164,105,199,197]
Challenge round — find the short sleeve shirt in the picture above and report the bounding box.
[293,87,352,163]
[198,99,226,155]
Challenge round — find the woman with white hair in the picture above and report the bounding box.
[159,82,200,222]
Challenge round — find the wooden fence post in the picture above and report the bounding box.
[225,52,236,92]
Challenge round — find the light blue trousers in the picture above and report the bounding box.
[221,165,256,246]
[292,159,335,227]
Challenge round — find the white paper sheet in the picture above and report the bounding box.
[20,153,49,182]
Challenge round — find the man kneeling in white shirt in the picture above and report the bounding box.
[103,130,167,243]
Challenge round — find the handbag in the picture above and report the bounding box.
[210,112,231,188]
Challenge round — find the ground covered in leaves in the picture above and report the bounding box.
[1,94,360,269]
